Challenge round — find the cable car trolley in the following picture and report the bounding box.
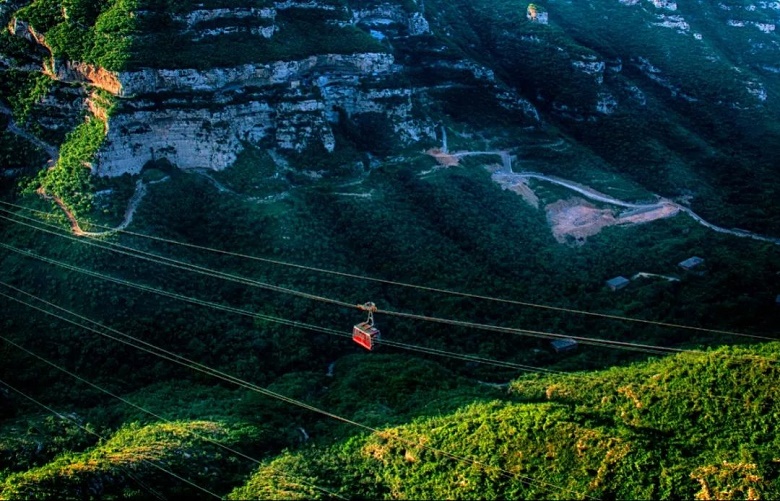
[353,302,380,351]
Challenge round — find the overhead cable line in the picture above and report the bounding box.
[0,377,221,500]
[0,211,356,308]
[0,284,595,500]
[0,227,677,357]
[0,245,565,376]
[6,248,765,404]
[0,335,346,501]
[1,200,772,342]
[0,216,690,355]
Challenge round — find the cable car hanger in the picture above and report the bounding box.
[353,302,380,351]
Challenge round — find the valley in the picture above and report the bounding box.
[1,0,779,499]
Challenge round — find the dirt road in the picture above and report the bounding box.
[40,179,150,236]
[429,133,780,245]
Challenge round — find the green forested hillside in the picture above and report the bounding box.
[2,345,778,499]
[1,0,779,499]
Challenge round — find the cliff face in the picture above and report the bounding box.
[5,1,447,176]
[95,52,413,175]
[3,0,780,220]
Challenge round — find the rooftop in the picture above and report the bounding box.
[679,256,705,270]
[550,338,578,353]
[606,276,630,290]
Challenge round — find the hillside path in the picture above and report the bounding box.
[40,179,156,236]
[439,139,780,245]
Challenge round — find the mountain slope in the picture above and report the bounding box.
[1,1,779,499]
[4,344,777,499]
[3,0,780,229]
[227,344,780,500]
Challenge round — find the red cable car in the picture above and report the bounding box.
[353,302,380,351]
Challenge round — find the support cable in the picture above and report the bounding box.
[0,378,221,500]
[0,335,346,501]
[0,221,691,355]
[0,284,595,500]
[0,201,772,342]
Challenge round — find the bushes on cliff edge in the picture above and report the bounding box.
[31,117,105,217]
[15,0,138,71]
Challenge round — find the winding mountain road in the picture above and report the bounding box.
[514,172,780,245]
[451,146,780,246]
[37,135,780,247]
[41,179,154,237]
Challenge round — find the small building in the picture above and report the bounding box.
[551,338,578,353]
[775,294,780,305]
[606,276,630,291]
[679,256,705,271]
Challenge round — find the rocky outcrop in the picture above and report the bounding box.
[47,61,124,95]
[527,4,549,24]
[651,0,677,11]
[430,59,541,121]
[7,0,445,177]
[7,18,45,46]
[596,92,618,114]
[96,102,272,176]
[94,52,424,175]
[164,7,277,40]
[352,3,431,36]
[572,59,606,85]
[114,53,395,97]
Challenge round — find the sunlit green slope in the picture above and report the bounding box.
[229,344,780,500]
[3,344,777,499]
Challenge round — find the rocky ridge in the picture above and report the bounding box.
[95,52,414,175]
[3,0,780,218]
[6,1,446,176]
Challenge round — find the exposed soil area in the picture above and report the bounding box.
[426,148,459,166]
[38,179,150,236]
[545,198,616,244]
[545,197,680,244]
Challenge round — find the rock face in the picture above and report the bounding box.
[48,61,124,96]
[5,0,780,197]
[7,1,449,176]
[94,52,419,175]
[115,53,395,98]
[352,2,432,36]
[527,4,549,24]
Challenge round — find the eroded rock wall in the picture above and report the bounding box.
[95,52,422,175]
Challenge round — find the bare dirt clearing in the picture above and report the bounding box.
[426,148,460,167]
[545,198,680,244]
[545,198,616,244]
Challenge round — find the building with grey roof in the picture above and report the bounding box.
[550,338,578,353]
[606,276,630,291]
[679,256,705,271]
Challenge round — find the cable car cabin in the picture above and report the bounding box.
[353,321,380,351]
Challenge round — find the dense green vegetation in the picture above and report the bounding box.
[0,70,51,124]
[2,338,777,499]
[425,0,780,234]
[0,127,47,172]
[14,0,384,70]
[15,0,138,71]
[226,344,780,500]
[1,0,780,499]
[28,117,105,216]
[2,420,265,499]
